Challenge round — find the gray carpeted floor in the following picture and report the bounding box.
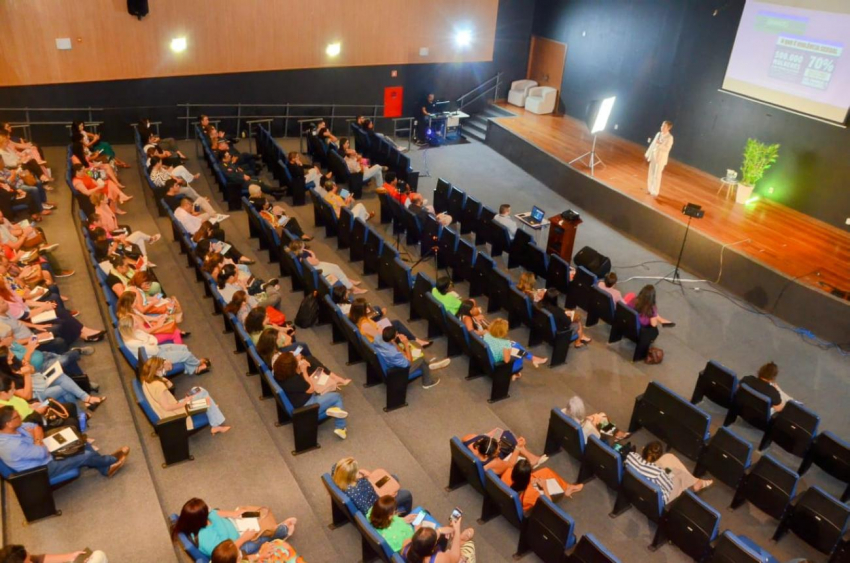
[3,137,847,563]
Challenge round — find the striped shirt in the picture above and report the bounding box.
[625,452,674,504]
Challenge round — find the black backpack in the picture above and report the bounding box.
[294,292,320,328]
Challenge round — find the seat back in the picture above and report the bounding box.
[523,242,549,279]
[390,257,413,304]
[632,381,712,461]
[546,254,571,295]
[438,225,459,267]
[444,311,471,357]
[447,186,467,220]
[802,431,850,491]
[487,218,512,257]
[784,486,850,555]
[569,266,597,311]
[508,228,533,269]
[506,286,532,329]
[588,285,616,326]
[764,401,820,458]
[692,361,738,409]
[544,408,586,462]
[354,511,395,562]
[460,195,482,234]
[660,490,721,562]
[410,272,435,321]
[695,426,753,489]
[737,455,798,520]
[378,244,400,290]
[467,330,497,375]
[486,267,513,311]
[484,469,525,528]
[469,252,494,297]
[450,436,486,494]
[524,496,577,560]
[582,435,623,490]
[621,465,665,523]
[363,225,384,274]
[733,384,773,432]
[567,534,621,563]
[350,217,368,262]
[611,302,642,343]
[452,238,477,283]
[434,178,451,214]
[321,472,359,523]
[423,292,448,337]
[170,514,209,563]
[708,531,773,563]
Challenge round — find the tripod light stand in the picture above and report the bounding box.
[663,203,704,286]
[569,96,616,177]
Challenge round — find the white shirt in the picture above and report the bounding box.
[494,213,518,238]
[646,132,674,166]
[174,207,202,234]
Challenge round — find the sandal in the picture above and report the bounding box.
[86,396,107,412]
[83,330,106,342]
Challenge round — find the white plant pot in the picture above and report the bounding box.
[736,183,754,204]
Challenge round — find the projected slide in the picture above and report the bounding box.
[722,0,850,123]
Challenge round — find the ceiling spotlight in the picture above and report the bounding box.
[455,29,472,47]
[326,42,341,57]
[170,37,187,53]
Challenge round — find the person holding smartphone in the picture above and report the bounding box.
[402,510,475,563]
[0,543,108,563]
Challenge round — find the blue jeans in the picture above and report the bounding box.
[241,523,289,555]
[41,350,83,376]
[156,344,201,374]
[188,388,225,427]
[305,392,346,429]
[47,444,117,478]
[40,374,90,403]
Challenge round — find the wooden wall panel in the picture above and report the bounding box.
[0,0,498,87]
[527,35,567,89]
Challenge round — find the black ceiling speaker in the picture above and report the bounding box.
[128,0,149,20]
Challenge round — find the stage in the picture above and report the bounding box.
[485,101,850,346]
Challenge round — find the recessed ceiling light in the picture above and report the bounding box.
[170,37,187,53]
[326,42,341,57]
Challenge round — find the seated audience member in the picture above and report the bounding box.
[143,143,185,168]
[0,544,108,563]
[348,300,425,346]
[287,239,366,294]
[192,221,252,265]
[378,172,410,206]
[324,181,373,222]
[0,405,129,478]
[89,225,157,262]
[624,285,674,346]
[741,361,792,413]
[0,375,51,422]
[287,151,330,189]
[116,278,181,324]
[502,458,583,513]
[0,131,52,182]
[247,184,312,241]
[332,456,413,515]
[338,137,384,187]
[493,204,518,239]
[140,357,227,435]
[517,272,546,303]
[161,179,216,215]
[70,121,128,168]
[172,498,296,558]
[431,276,463,315]
[402,518,475,563]
[598,272,628,303]
[70,163,130,210]
[256,329,345,386]
[372,326,448,390]
[370,496,460,554]
[2,122,44,160]
[210,538,303,563]
[138,117,185,156]
[89,194,159,254]
[216,263,281,310]
[244,309,295,348]
[456,299,489,336]
[561,396,629,443]
[483,318,547,379]
[71,140,123,188]
[2,350,104,410]
[538,288,592,348]
[626,441,712,505]
[174,198,228,237]
[461,430,547,474]
[218,150,282,198]
[0,168,50,222]
[314,119,339,149]
[147,155,199,188]
[273,351,349,439]
[223,290,250,325]
[0,296,105,354]
[408,192,451,227]
[118,317,209,374]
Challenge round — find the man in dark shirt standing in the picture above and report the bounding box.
[417,93,438,142]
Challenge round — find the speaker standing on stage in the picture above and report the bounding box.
[417,93,437,141]
[645,120,674,197]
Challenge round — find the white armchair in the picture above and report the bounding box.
[524,86,557,115]
[507,79,538,107]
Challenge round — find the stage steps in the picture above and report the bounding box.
[464,102,515,142]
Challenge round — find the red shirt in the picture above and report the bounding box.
[385,183,408,205]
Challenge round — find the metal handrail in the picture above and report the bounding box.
[0,106,105,143]
[457,72,503,109]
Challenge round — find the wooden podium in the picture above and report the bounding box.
[546,214,582,261]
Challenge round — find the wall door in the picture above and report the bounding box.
[526,35,567,112]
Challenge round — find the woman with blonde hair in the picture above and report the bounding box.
[516,272,546,303]
[140,357,227,435]
[483,318,547,380]
[332,456,413,515]
[287,239,366,294]
[118,317,208,374]
[116,291,182,344]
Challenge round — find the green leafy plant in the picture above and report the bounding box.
[740,138,780,187]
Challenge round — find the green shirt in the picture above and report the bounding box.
[367,509,414,553]
[431,288,462,315]
[0,396,34,420]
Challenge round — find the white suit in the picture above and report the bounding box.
[645,132,674,197]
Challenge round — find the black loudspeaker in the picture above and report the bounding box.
[573,246,611,278]
[128,0,149,18]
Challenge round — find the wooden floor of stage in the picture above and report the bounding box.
[492,101,850,297]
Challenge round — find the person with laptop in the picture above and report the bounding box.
[493,204,518,240]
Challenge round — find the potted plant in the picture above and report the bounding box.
[737,138,780,204]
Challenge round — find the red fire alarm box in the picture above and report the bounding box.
[384,86,403,118]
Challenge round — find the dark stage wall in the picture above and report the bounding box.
[532,0,850,230]
[0,0,533,145]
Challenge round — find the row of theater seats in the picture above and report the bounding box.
[430,178,655,362]
[253,125,307,206]
[538,376,850,561]
[345,123,419,189]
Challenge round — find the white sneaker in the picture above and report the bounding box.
[422,379,441,390]
[334,428,348,440]
[40,243,60,253]
[428,358,451,370]
[326,407,349,419]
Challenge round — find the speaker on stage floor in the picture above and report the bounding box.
[574,246,611,278]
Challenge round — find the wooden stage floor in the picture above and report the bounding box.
[493,101,850,297]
